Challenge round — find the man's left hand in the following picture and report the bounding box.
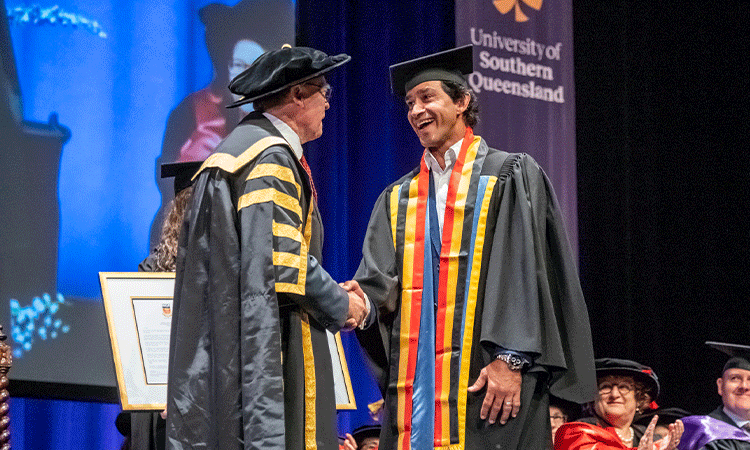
[467,359,522,425]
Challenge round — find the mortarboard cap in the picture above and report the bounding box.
[706,341,750,373]
[228,45,350,108]
[389,45,474,97]
[161,161,203,195]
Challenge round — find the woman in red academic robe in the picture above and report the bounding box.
[555,358,684,450]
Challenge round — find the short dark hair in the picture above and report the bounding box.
[441,81,479,128]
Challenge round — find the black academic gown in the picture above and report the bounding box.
[697,408,750,450]
[166,112,349,450]
[355,135,595,450]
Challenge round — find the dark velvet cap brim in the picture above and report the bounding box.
[227,53,350,108]
[595,357,660,399]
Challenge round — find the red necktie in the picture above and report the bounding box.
[299,155,318,203]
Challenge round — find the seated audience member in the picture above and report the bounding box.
[555,358,683,450]
[635,407,692,443]
[675,342,750,450]
[341,424,380,450]
[551,396,579,447]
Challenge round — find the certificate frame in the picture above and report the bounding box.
[99,272,357,411]
[328,330,357,410]
[99,272,175,411]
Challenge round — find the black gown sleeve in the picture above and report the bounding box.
[480,154,596,403]
[237,147,349,330]
[353,188,400,392]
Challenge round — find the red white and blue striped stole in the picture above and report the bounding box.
[388,128,499,450]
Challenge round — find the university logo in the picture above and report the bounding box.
[493,0,542,22]
[162,303,172,317]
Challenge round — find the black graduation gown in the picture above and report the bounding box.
[355,136,595,450]
[699,408,750,450]
[165,112,349,450]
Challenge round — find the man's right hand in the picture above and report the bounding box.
[343,284,367,330]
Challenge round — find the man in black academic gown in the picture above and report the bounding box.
[347,46,595,449]
[165,46,367,450]
[676,342,750,450]
[710,343,750,431]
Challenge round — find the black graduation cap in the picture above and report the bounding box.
[227,45,351,108]
[706,341,750,373]
[389,45,474,97]
[161,161,203,195]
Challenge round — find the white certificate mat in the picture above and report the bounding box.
[99,272,356,411]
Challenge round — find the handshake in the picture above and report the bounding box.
[340,280,368,331]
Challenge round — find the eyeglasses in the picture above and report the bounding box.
[598,382,634,395]
[550,414,567,423]
[305,82,332,103]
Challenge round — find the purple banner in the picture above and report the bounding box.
[457,0,578,255]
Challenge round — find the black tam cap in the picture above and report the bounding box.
[706,341,750,374]
[595,358,661,400]
[389,45,474,97]
[161,161,203,195]
[227,45,351,108]
[351,424,380,444]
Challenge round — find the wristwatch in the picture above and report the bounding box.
[496,353,526,371]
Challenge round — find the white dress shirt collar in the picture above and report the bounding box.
[422,139,463,234]
[423,139,462,174]
[263,112,303,160]
[724,407,750,429]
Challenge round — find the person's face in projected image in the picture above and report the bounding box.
[229,39,265,112]
[717,368,750,420]
[405,80,468,155]
[294,76,330,144]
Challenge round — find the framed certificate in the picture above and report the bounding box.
[99,272,175,410]
[328,330,357,409]
[99,272,356,410]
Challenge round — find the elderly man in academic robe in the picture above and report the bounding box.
[166,46,367,450]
